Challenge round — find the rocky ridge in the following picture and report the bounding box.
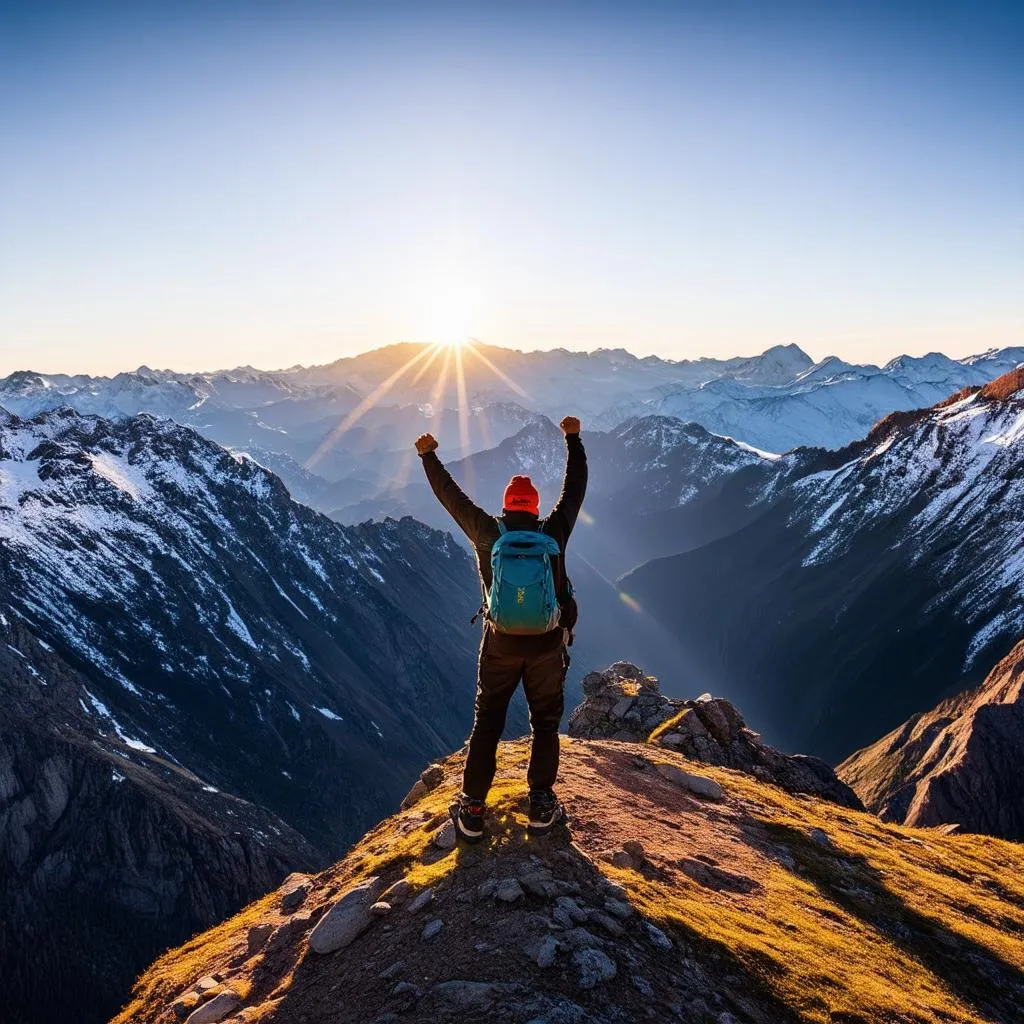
[0,618,318,1024]
[839,636,1024,839]
[567,662,861,809]
[113,737,1024,1024]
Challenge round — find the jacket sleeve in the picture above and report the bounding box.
[547,433,588,539]
[419,451,494,546]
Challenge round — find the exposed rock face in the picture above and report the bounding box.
[568,662,862,809]
[0,622,318,1024]
[113,738,1024,1024]
[839,637,1024,839]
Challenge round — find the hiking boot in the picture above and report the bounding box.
[451,793,485,844]
[528,788,564,834]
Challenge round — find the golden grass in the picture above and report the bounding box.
[646,707,690,744]
[114,741,1024,1024]
[608,759,1024,1024]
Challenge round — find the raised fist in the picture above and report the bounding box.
[559,416,581,436]
[415,432,439,455]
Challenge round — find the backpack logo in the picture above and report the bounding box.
[487,522,562,635]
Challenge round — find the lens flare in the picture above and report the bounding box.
[305,332,531,472]
[305,343,435,469]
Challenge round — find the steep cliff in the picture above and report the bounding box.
[839,637,1024,839]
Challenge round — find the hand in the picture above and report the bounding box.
[560,416,581,436]
[415,432,439,455]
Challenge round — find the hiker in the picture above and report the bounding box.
[415,416,587,842]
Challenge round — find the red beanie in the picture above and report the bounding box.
[503,475,540,515]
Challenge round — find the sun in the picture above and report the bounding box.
[418,280,482,348]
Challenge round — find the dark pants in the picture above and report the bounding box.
[462,631,568,801]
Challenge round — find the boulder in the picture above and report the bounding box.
[655,763,724,801]
[307,876,383,954]
[184,991,241,1024]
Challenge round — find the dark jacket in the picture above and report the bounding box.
[420,433,588,654]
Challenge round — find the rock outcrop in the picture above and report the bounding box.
[0,621,319,1024]
[568,662,862,809]
[113,737,1024,1024]
[839,637,1024,839]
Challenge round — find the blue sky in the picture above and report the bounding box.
[0,1,1021,375]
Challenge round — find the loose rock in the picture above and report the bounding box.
[280,883,309,913]
[809,828,833,849]
[573,948,617,989]
[646,922,673,950]
[536,934,558,968]
[433,820,457,850]
[308,876,383,954]
[380,879,413,906]
[495,878,525,903]
[604,898,633,920]
[246,923,274,954]
[433,981,501,1011]
[655,763,725,801]
[370,901,392,917]
[422,918,444,940]
[406,887,435,914]
[184,991,241,1024]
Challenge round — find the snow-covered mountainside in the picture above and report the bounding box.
[4,343,1021,516]
[602,347,1024,452]
[620,369,1024,762]
[0,406,487,856]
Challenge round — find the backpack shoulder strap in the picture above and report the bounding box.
[496,520,507,536]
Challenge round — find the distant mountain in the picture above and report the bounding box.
[601,347,1024,452]
[3,342,1021,516]
[839,636,1024,840]
[619,368,1024,762]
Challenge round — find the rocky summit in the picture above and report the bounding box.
[114,737,1024,1024]
[839,636,1024,840]
[568,662,862,809]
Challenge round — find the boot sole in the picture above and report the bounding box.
[527,806,566,835]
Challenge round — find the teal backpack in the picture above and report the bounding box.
[485,522,563,634]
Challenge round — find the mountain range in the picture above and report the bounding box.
[0,406,499,1023]
[3,342,1022,522]
[3,343,1024,1024]
[620,368,1024,762]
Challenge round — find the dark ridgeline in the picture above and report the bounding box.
[0,407,487,1024]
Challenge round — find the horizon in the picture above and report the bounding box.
[2,2,1021,377]
[4,335,1023,383]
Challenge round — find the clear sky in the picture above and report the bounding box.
[1,1,1021,376]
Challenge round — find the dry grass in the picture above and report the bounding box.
[646,707,690,744]
[602,758,1024,1024]
[116,740,1024,1024]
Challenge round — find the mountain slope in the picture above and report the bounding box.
[0,615,318,1024]
[0,407,487,853]
[331,414,776,692]
[114,737,1024,1024]
[620,369,1024,762]
[838,636,1024,839]
[604,347,1024,452]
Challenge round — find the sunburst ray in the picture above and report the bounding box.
[305,344,435,470]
